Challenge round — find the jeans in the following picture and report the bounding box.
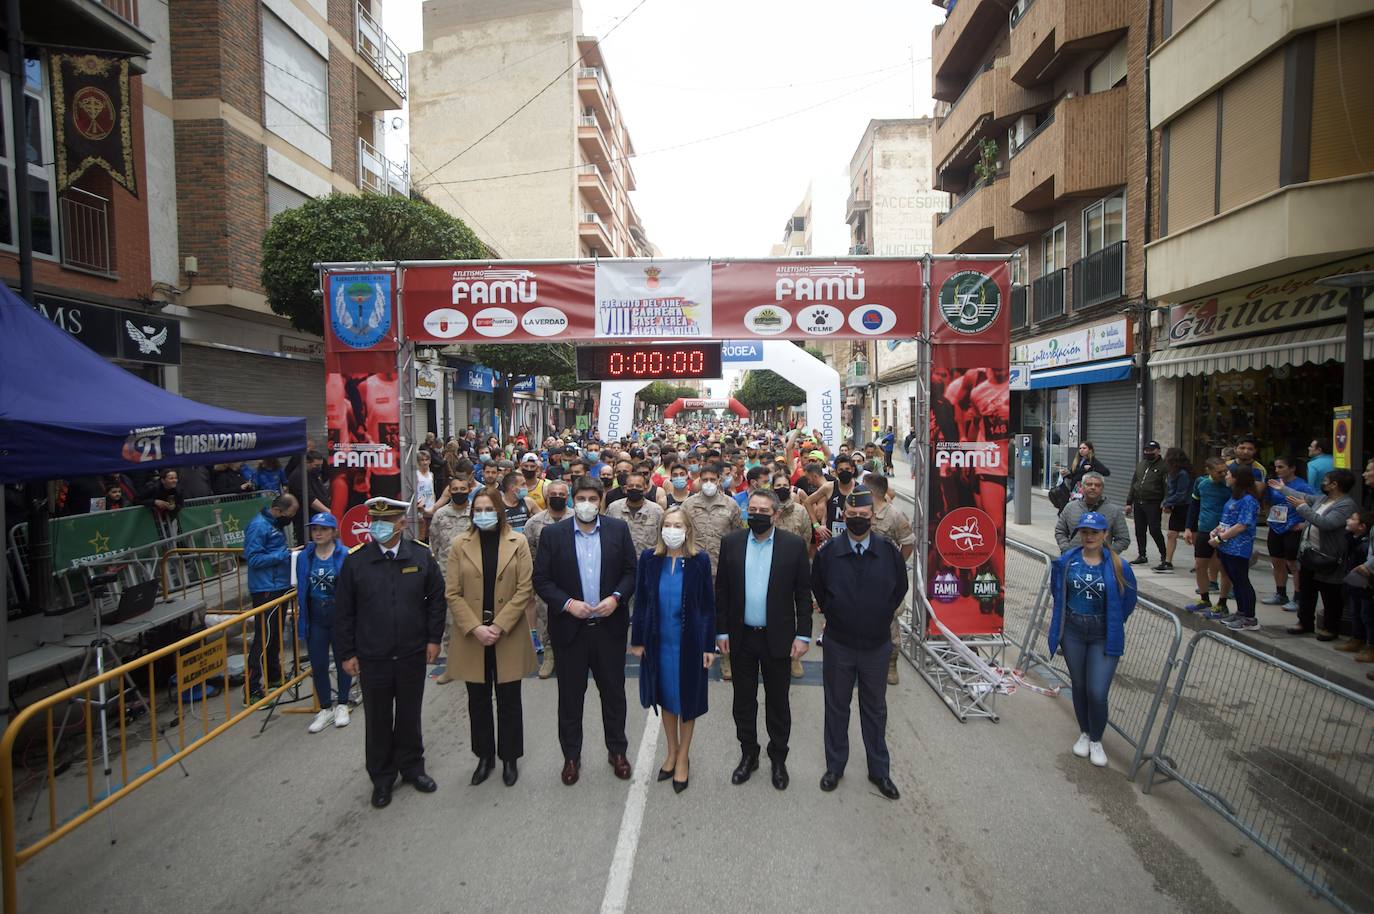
[1059,613,1120,742]
[1217,553,1255,618]
[306,621,352,707]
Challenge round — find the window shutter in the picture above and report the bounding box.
[1218,50,1283,212]
[1164,96,1217,233]
[1309,17,1374,181]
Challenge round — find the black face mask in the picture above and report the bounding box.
[773,487,791,502]
[836,470,855,485]
[548,495,568,512]
[616,472,629,486]
[272,514,292,528]
[747,514,773,536]
[522,468,537,480]
[452,490,470,505]
[845,516,871,537]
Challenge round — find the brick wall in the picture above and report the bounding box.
[173,120,267,294]
[170,0,263,123]
[329,47,358,189]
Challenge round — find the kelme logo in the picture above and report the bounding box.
[937,270,1000,336]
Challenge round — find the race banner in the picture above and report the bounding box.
[401,262,594,343]
[926,258,1011,637]
[50,53,136,194]
[52,505,159,569]
[594,260,713,338]
[325,348,401,546]
[324,271,397,353]
[711,259,921,339]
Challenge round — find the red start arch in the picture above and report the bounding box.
[661,397,749,420]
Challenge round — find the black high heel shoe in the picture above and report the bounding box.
[656,766,674,782]
[672,777,689,794]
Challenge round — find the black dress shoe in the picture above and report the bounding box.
[371,780,394,808]
[771,761,789,791]
[502,760,519,787]
[672,777,689,794]
[819,771,841,792]
[471,757,495,786]
[1285,626,1314,635]
[406,772,438,793]
[730,753,760,785]
[868,774,900,800]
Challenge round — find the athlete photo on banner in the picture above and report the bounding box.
[325,350,401,547]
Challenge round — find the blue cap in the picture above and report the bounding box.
[1075,511,1110,531]
[308,512,338,529]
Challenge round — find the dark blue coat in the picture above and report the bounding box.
[630,550,715,721]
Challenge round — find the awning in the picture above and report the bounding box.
[1150,319,1374,379]
[1029,357,1134,390]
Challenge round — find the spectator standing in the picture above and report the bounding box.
[414,451,437,538]
[1206,470,1261,631]
[249,458,290,495]
[1275,469,1358,641]
[213,463,253,495]
[1125,441,1168,566]
[1336,509,1373,661]
[177,466,214,500]
[138,469,184,530]
[1059,442,1111,495]
[243,494,299,701]
[1054,473,1131,555]
[880,426,895,475]
[1261,456,1313,611]
[1158,448,1192,572]
[1306,439,1334,490]
[296,513,350,733]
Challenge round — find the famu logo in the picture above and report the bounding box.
[973,571,1001,604]
[938,270,1000,336]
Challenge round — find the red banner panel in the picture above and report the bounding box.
[711,259,922,340]
[325,349,401,546]
[324,271,397,353]
[401,262,595,343]
[926,259,1011,637]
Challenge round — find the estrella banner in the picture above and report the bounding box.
[52,505,159,569]
[324,271,397,352]
[926,258,1012,637]
[50,53,136,195]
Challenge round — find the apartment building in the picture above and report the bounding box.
[928,0,1144,500]
[770,190,811,257]
[410,0,652,260]
[1144,1,1374,465]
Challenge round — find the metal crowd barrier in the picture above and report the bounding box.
[1144,630,1374,914]
[0,590,307,914]
[1003,540,1053,663]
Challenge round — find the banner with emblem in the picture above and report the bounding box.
[325,348,401,545]
[51,505,159,569]
[50,53,136,194]
[324,271,397,353]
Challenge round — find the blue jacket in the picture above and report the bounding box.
[1047,546,1138,658]
[1162,468,1192,509]
[295,544,346,638]
[243,508,292,594]
[250,466,289,494]
[630,549,715,721]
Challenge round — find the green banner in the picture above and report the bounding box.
[180,496,271,548]
[52,505,160,569]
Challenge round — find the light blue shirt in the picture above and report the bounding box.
[569,518,602,611]
[847,533,871,556]
[744,527,775,627]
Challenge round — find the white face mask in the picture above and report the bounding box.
[574,501,600,523]
[661,527,686,549]
[701,482,718,498]
[472,511,499,530]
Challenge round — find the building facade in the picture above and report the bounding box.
[1144,0,1374,468]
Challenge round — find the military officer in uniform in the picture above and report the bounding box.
[605,469,665,555]
[334,497,446,809]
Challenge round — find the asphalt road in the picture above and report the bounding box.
[12,648,1329,914]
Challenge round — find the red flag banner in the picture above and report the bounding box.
[711,259,923,340]
[401,262,595,343]
[325,348,400,546]
[50,53,136,194]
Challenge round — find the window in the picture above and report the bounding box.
[1082,192,1124,255]
[0,58,58,257]
[267,178,310,220]
[1041,224,1065,274]
[1086,38,1127,94]
[262,12,331,167]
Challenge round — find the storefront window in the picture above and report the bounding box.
[1018,387,1081,488]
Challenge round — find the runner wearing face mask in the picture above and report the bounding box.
[805,454,862,543]
[660,463,692,510]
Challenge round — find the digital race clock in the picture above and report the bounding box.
[575,343,723,382]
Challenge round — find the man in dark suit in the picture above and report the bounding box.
[532,476,638,785]
[715,488,812,790]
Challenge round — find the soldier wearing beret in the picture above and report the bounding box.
[334,497,446,808]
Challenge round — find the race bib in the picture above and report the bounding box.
[831,520,847,536]
[1267,504,1288,525]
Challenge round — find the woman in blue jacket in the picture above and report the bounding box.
[629,508,716,793]
[1048,511,1138,768]
[296,512,351,733]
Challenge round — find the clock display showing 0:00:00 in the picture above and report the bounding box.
[609,348,705,377]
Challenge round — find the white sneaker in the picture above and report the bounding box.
[308,708,333,734]
[1072,733,1091,758]
[334,704,351,728]
[1089,741,1108,767]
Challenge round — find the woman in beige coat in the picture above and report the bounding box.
[445,488,538,787]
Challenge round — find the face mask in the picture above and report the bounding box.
[625,488,645,503]
[517,487,528,500]
[586,451,600,462]
[845,516,871,537]
[522,468,537,480]
[452,490,470,505]
[369,520,396,543]
[661,527,686,549]
[616,472,629,486]
[701,482,718,498]
[479,454,491,464]
[671,477,688,490]
[472,511,499,530]
[574,501,600,523]
[747,514,773,535]
[273,514,292,528]
[836,470,855,485]
[774,487,791,502]
[548,495,568,512]
[721,476,734,489]
[688,463,700,473]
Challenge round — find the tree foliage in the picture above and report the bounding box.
[636,381,679,407]
[261,193,486,336]
[735,370,806,411]
[467,343,579,392]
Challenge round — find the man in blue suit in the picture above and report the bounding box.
[533,476,638,786]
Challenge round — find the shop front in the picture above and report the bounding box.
[32,294,181,385]
[1011,318,1136,504]
[1151,253,1374,469]
[453,360,496,437]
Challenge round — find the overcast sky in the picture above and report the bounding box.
[385,0,944,259]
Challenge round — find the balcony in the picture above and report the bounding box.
[844,361,869,390]
[579,212,614,252]
[24,0,152,71]
[578,164,613,217]
[932,0,1016,102]
[933,176,1001,253]
[1010,284,1029,329]
[933,59,996,170]
[59,188,115,278]
[994,53,1054,122]
[1007,85,1127,212]
[357,137,410,197]
[577,67,611,122]
[1072,241,1126,309]
[355,1,406,109]
[845,192,871,225]
[578,114,612,166]
[1031,268,1066,322]
[1009,0,1130,87]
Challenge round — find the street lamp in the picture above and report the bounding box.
[1315,270,1372,502]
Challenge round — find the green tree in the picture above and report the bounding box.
[261,193,485,336]
[671,385,700,400]
[736,370,805,412]
[637,381,678,407]
[467,343,583,436]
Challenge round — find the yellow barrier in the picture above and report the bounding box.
[0,590,309,914]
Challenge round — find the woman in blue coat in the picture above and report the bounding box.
[296,513,351,733]
[629,507,716,793]
[1047,511,1138,768]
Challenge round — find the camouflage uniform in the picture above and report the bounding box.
[605,498,665,557]
[523,508,568,668]
[773,498,815,546]
[871,499,915,680]
[681,490,742,575]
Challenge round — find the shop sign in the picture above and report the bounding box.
[32,295,181,365]
[1168,253,1374,346]
[513,376,537,394]
[454,362,495,393]
[1014,329,1088,369]
[1333,405,1352,470]
[279,335,324,360]
[1087,319,1130,360]
[415,366,440,400]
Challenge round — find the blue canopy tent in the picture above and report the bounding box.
[0,285,307,714]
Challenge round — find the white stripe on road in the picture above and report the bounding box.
[600,713,658,914]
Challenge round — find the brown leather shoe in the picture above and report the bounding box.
[561,758,580,786]
[609,752,632,780]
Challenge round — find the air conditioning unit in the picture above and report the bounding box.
[1008,115,1036,151]
[1009,0,1029,25]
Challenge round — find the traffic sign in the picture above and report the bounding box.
[1009,363,1031,390]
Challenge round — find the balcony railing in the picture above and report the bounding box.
[936,176,990,224]
[1072,241,1126,309]
[355,1,407,99]
[1010,284,1029,329]
[1008,111,1054,158]
[1031,268,1066,322]
[59,188,115,277]
[99,0,138,25]
[357,137,410,197]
